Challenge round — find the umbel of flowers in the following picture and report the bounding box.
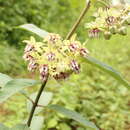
[23,33,89,81]
[85,4,130,39]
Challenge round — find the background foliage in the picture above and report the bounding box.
[0,0,130,130]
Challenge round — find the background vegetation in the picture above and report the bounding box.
[0,0,130,129]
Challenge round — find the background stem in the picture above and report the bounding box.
[66,0,91,40]
[27,76,48,127]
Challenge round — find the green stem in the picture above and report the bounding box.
[27,75,48,127]
[66,0,91,40]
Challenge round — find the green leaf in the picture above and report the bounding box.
[30,116,44,130]
[85,56,130,88]
[10,124,30,130]
[48,105,99,130]
[59,123,71,130]
[0,123,9,130]
[0,73,12,87]
[0,79,39,103]
[27,91,53,114]
[47,118,58,128]
[19,24,49,38]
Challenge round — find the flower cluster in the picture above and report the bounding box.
[23,33,89,81]
[85,4,130,39]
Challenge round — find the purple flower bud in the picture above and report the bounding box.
[46,52,55,61]
[69,43,79,52]
[28,60,38,71]
[40,64,49,81]
[24,44,34,52]
[88,28,100,38]
[70,60,80,73]
[80,48,89,57]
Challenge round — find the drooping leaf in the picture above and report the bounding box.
[49,105,99,130]
[30,116,44,130]
[0,123,9,130]
[27,91,53,114]
[0,73,12,88]
[10,124,30,130]
[85,56,130,88]
[0,79,40,103]
[19,24,49,38]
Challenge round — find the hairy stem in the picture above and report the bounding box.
[66,0,91,40]
[27,76,48,127]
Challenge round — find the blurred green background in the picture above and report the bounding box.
[0,0,130,130]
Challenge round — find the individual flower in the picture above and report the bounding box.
[46,52,55,61]
[44,33,61,44]
[88,28,100,38]
[80,48,89,57]
[70,60,80,74]
[69,43,79,52]
[23,33,89,81]
[28,60,38,72]
[23,53,33,61]
[24,44,34,53]
[39,64,49,81]
[106,16,116,25]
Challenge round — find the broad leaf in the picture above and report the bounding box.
[19,24,49,38]
[49,105,99,130]
[85,56,130,88]
[0,73,12,87]
[10,124,30,130]
[0,123,9,130]
[0,79,39,103]
[30,116,44,130]
[27,91,53,114]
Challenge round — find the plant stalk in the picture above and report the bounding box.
[66,0,91,40]
[27,75,49,127]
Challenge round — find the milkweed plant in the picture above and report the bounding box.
[0,0,130,130]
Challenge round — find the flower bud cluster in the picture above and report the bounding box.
[85,5,130,40]
[23,34,89,81]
